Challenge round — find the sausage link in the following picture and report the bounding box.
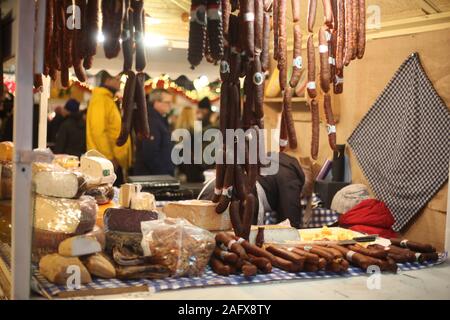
[102,0,123,59]
[134,73,150,139]
[319,26,331,93]
[242,194,256,240]
[254,0,264,54]
[214,247,240,264]
[261,10,271,71]
[210,256,232,276]
[310,98,320,160]
[83,0,99,70]
[188,1,207,68]
[279,111,288,152]
[322,0,333,27]
[282,87,298,149]
[306,34,317,99]
[221,0,231,41]
[357,0,366,59]
[216,233,249,259]
[289,23,303,88]
[307,0,317,33]
[266,246,305,265]
[133,0,147,71]
[117,71,136,147]
[272,0,279,60]
[122,1,134,72]
[351,0,359,60]
[241,0,255,57]
[323,93,337,151]
[290,248,320,264]
[277,0,288,91]
[207,0,224,61]
[343,0,353,66]
[335,0,345,71]
[248,254,272,273]
[291,0,300,23]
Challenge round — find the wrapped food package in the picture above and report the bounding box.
[85,184,114,205]
[53,154,80,170]
[34,195,98,234]
[0,142,13,162]
[162,200,232,231]
[130,192,156,211]
[103,208,159,233]
[0,161,12,200]
[141,218,215,277]
[34,171,87,199]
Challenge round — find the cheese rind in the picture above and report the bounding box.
[162,200,232,231]
[0,142,13,162]
[34,195,98,234]
[58,235,102,257]
[130,192,156,211]
[34,171,87,199]
[39,254,92,285]
[80,155,116,186]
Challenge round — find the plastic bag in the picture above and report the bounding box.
[141,218,215,278]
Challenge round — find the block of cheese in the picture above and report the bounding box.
[0,162,12,200]
[34,171,87,199]
[58,235,102,257]
[105,230,143,255]
[34,195,98,235]
[119,183,140,208]
[53,154,80,170]
[162,200,232,231]
[248,225,301,245]
[81,253,116,279]
[0,142,13,162]
[39,254,92,285]
[80,155,116,186]
[103,208,158,233]
[32,226,105,263]
[131,192,156,211]
[85,184,114,205]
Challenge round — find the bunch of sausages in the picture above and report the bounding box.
[308,0,366,159]
[204,1,272,241]
[274,0,300,151]
[188,0,225,69]
[38,0,147,88]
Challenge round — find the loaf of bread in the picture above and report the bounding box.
[39,254,92,285]
[58,235,102,257]
[0,142,13,162]
[34,171,87,199]
[103,208,159,233]
[81,253,116,279]
[34,195,98,234]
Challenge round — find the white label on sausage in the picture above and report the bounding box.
[214,188,222,195]
[307,81,316,89]
[415,253,421,262]
[220,61,230,74]
[279,139,288,147]
[222,186,233,198]
[228,239,237,250]
[327,125,336,135]
[253,72,265,86]
[346,250,356,262]
[191,6,207,25]
[220,243,228,251]
[220,251,227,259]
[244,12,255,22]
[335,76,344,84]
[319,45,329,53]
[293,56,303,69]
[303,246,313,252]
[325,31,332,42]
[400,240,409,248]
[237,238,245,244]
[329,57,336,65]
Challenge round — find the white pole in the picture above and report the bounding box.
[11,0,37,300]
[38,77,50,149]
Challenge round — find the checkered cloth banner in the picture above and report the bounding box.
[348,53,450,231]
[0,241,447,298]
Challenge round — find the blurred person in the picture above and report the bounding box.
[197,97,213,129]
[54,99,86,158]
[86,71,131,185]
[47,106,68,147]
[175,106,205,183]
[134,88,175,176]
[0,91,13,142]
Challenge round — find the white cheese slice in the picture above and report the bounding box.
[58,235,102,257]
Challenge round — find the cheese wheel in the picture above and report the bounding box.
[80,155,116,186]
[34,171,87,199]
[34,195,98,234]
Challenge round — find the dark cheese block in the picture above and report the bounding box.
[103,208,158,233]
[105,230,143,255]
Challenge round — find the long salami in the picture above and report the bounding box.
[260,9,271,71]
[277,0,288,91]
[102,0,123,59]
[207,0,224,61]
[134,73,150,139]
[83,0,99,70]
[289,23,303,88]
[188,0,207,68]
[306,34,317,99]
[322,0,333,27]
[351,0,359,60]
[323,93,337,151]
[241,0,255,57]
[343,0,353,66]
[335,0,345,71]
[117,71,136,147]
[272,0,279,60]
[307,0,317,33]
[122,0,134,72]
[283,87,298,149]
[357,0,366,59]
[133,0,146,72]
[310,99,319,160]
[319,26,331,93]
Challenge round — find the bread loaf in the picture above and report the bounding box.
[0,142,13,162]
[34,195,98,234]
[34,171,87,199]
[103,208,158,233]
[39,254,92,285]
[58,235,102,257]
[81,253,116,279]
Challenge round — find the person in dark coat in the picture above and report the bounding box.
[54,99,86,157]
[134,89,175,176]
[199,152,305,228]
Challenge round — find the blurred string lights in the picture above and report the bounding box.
[97,31,168,48]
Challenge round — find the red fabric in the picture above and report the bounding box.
[339,199,397,237]
[348,225,398,239]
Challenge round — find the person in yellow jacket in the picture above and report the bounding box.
[86,72,132,185]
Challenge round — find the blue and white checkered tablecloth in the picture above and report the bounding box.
[0,241,446,298]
